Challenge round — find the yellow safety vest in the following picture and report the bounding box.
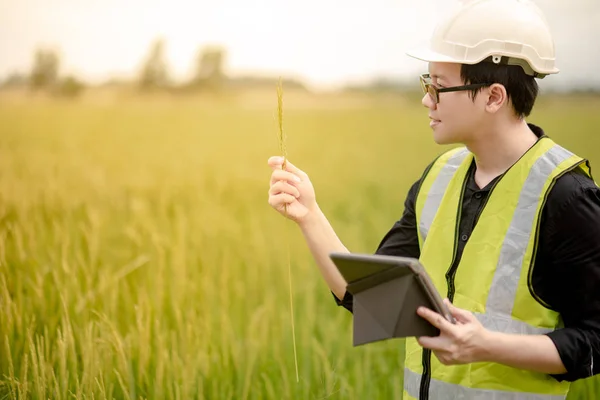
[403,137,593,400]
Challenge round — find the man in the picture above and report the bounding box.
[267,0,600,398]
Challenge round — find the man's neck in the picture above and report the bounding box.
[466,119,539,189]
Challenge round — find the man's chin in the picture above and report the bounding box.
[432,129,454,145]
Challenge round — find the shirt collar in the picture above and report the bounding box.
[466,124,546,192]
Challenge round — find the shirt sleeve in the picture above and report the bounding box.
[374,178,422,259]
[332,178,423,313]
[537,174,600,382]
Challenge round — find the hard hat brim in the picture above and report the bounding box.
[406,47,463,64]
[406,46,559,77]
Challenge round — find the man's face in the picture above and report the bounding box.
[421,62,487,145]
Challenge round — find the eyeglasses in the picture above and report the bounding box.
[420,73,491,104]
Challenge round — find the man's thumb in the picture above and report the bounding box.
[281,159,305,177]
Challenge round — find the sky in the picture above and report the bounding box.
[1,0,598,91]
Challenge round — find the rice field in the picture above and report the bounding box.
[0,88,599,399]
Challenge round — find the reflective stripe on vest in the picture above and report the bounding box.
[419,148,470,245]
[404,368,567,400]
[486,145,574,316]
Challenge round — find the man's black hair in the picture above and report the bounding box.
[461,57,539,119]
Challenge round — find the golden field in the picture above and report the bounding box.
[1,88,599,399]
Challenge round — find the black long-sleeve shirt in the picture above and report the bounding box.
[334,125,600,382]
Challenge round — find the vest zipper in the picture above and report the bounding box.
[585,331,595,377]
[419,173,470,400]
[418,349,432,400]
[446,176,501,297]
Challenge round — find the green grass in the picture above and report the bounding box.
[0,90,599,399]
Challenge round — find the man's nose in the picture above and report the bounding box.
[422,93,436,110]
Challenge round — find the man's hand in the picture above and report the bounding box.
[416,299,490,365]
[416,299,568,375]
[268,157,318,224]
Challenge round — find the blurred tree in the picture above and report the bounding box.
[139,38,170,90]
[1,72,27,89]
[56,75,86,98]
[30,48,60,90]
[192,46,226,92]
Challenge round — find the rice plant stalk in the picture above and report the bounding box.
[277,77,299,383]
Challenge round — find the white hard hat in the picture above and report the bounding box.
[407,0,559,78]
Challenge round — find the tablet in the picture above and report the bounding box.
[329,252,454,344]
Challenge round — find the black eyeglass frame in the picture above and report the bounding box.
[420,73,491,104]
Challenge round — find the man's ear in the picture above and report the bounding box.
[485,83,508,114]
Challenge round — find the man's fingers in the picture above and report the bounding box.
[268,156,284,169]
[268,193,296,209]
[270,169,302,186]
[444,299,475,323]
[269,181,300,198]
[418,307,454,332]
[417,336,444,351]
[267,157,307,178]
